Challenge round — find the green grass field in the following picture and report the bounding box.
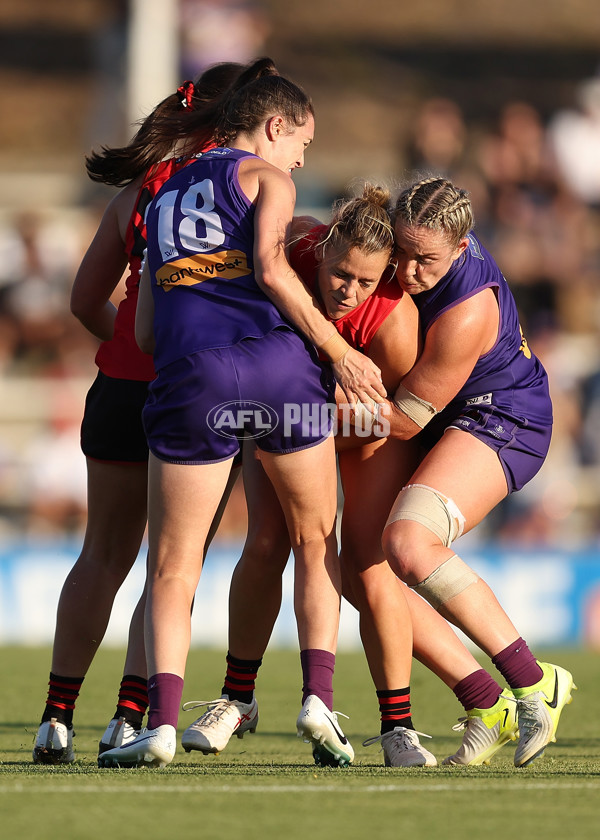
[1,646,598,840]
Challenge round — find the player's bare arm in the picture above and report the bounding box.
[386,287,499,439]
[70,185,137,341]
[248,161,386,405]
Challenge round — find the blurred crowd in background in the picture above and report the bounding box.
[1,0,600,550]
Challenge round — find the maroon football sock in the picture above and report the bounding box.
[491,638,544,689]
[300,649,335,710]
[147,673,184,729]
[453,668,503,711]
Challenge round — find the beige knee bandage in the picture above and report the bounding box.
[385,483,466,547]
[411,554,479,609]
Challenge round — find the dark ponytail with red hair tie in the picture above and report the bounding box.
[177,80,195,109]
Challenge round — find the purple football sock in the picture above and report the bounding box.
[453,668,503,711]
[300,649,335,710]
[147,672,184,729]
[491,638,544,689]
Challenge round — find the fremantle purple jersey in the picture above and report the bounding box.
[145,147,290,371]
[414,233,552,427]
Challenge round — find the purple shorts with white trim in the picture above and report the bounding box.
[422,401,552,493]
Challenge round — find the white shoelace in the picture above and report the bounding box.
[182,698,232,724]
[328,710,350,722]
[516,696,543,737]
[362,727,432,750]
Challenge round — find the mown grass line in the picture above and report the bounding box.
[0,646,597,840]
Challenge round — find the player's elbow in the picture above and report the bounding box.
[254,264,280,295]
[381,403,421,441]
[69,289,91,324]
[387,424,417,441]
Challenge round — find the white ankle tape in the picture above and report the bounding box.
[411,554,478,609]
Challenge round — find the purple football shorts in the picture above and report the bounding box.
[143,327,336,464]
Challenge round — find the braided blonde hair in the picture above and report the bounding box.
[394,176,474,247]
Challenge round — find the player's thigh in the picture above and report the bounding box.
[85,458,148,553]
[147,453,233,576]
[259,435,338,541]
[408,428,508,532]
[242,441,289,553]
[206,463,242,550]
[339,436,421,545]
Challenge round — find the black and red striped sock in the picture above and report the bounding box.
[221,652,262,704]
[41,672,84,728]
[377,687,413,735]
[114,674,148,729]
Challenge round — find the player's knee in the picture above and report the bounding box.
[339,534,376,573]
[240,530,290,574]
[385,483,466,548]
[348,556,388,590]
[383,483,467,585]
[75,552,135,590]
[381,523,423,583]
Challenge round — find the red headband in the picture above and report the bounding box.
[177,80,194,109]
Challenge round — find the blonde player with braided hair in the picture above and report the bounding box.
[380,176,575,767]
